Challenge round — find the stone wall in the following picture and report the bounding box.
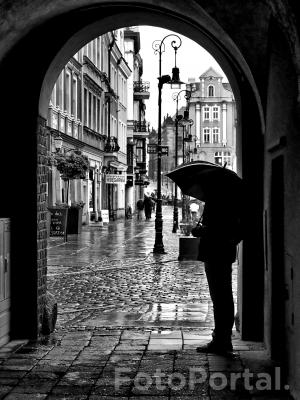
[37,116,49,333]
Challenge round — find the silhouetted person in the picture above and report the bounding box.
[191,191,243,354]
[136,199,144,220]
[144,194,152,220]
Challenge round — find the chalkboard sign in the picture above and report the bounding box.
[49,208,68,238]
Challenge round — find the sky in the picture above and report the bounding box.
[138,26,228,130]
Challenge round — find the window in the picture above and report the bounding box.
[208,85,214,97]
[214,152,222,165]
[212,106,219,120]
[214,151,231,166]
[65,70,71,113]
[88,42,92,59]
[203,128,210,143]
[51,84,56,106]
[96,38,100,69]
[111,66,115,89]
[223,151,231,166]
[84,88,88,126]
[72,76,77,118]
[97,98,101,132]
[203,106,210,120]
[88,92,92,127]
[92,40,96,64]
[136,139,144,163]
[93,95,96,130]
[212,128,220,143]
[56,72,64,109]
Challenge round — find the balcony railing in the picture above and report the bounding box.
[133,81,150,100]
[133,120,150,133]
[104,136,120,153]
[133,81,150,92]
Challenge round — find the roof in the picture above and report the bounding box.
[199,67,223,79]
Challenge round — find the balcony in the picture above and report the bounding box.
[83,126,106,150]
[133,120,150,137]
[104,136,120,155]
[133,81,150,100]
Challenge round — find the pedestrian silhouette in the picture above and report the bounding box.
[191,195,243,354]
[144,194,153,220]
[136,199,144,220]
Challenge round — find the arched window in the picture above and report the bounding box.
[208,85,214,97]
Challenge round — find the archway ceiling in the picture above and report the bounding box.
[2,0,297,128]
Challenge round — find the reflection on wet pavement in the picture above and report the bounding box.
[47,206,237,329]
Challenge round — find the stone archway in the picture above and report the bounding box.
[0,1,265,341]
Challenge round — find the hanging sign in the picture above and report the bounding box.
[147,144,158,154]
[160,145,169,155]
[105,174,126,184]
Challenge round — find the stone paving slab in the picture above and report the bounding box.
[0,207,291,399]
[0,328,293,399]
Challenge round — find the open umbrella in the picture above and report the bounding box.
[165,161,243,203]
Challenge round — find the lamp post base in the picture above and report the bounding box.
[172,205,178,233]
[153,242,166,254]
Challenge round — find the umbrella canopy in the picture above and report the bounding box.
[166,161,243,204]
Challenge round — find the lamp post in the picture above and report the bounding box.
[171,90,191,233]
[152,34,184,254]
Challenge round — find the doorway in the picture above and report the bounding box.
[270,155,286,367]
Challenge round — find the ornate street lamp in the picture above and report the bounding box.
[152,34,184,254]
[171,90,191,233]
[54,134,63,152]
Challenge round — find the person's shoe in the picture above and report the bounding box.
[196,340,233,355]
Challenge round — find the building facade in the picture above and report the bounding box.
[124,27,151,207]
[186,67,236,169]
[47,29,149,223]
[150,68,236,198]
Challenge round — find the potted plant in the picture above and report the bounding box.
[48,150,89,234]
[67,201,85,234]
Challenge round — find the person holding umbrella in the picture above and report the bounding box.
[166,161,244,355]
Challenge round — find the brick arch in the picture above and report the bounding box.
[0,0,266,340]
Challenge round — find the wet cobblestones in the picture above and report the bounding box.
[0,207,290,399]
[47,206,236,329]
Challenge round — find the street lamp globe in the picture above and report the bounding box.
[54,135,63,152]
[169,67,185,89]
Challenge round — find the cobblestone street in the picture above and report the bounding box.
[0,207,292,399]
[47,206,236,330]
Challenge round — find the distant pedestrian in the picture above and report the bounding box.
[136,199,144,220]
[144,194,153,220]
[125,204,132,219]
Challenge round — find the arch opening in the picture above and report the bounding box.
[0,2,265,342]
